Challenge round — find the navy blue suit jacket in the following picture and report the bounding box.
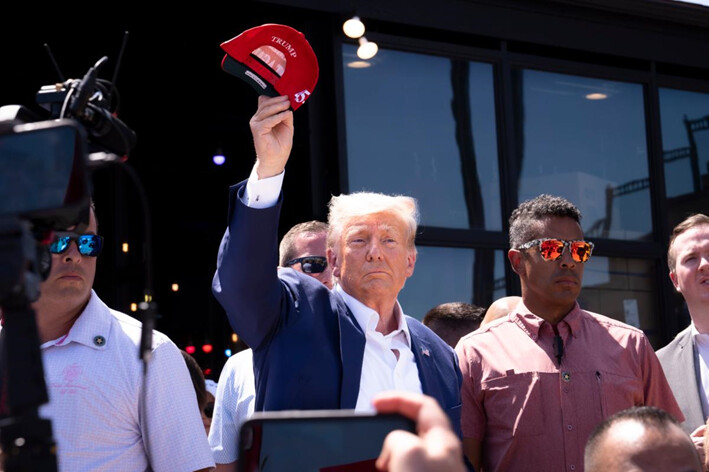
[212,180,463,436]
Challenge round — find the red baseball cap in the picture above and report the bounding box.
[220,24,319,111]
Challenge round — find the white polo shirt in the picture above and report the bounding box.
[38,290,215,472]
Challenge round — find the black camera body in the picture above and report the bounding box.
[0,117,91,233]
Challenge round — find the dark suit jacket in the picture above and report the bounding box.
[212,180,463,436]
[657,325,707,434]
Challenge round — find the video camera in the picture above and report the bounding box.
[0,54,136,236]
[0,52,137,472]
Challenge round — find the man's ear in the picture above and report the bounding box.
[508,249,525,277]
[405,249,416,278]
[327,247,340,279]
[669,270,681,293]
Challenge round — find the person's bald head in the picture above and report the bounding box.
[584,406,701,472]
[480,296,521,327]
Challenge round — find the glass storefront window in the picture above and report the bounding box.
[513,69,653,241]
[340,46,679,347]
[342,44,501,230]
[579,256,662,348]
[658,88,709,218]
[398,246,506,320]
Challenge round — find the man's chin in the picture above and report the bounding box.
[47,284,91,302]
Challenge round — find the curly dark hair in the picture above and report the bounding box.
[508,194,582,248]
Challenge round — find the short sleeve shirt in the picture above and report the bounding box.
[39,290,215,472]
[208,348,256,463]
[455,301,683,472]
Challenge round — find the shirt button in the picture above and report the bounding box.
[567,424,573,430]
[570,465,576,471]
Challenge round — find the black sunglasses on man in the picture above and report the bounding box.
[284,256,327,274]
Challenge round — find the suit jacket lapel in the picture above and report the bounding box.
[676,328,705,428]
[336,295,365,409]
[408,322,440,400]
[688,332,709,422]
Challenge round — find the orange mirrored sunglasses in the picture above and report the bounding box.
[517,238,594,263]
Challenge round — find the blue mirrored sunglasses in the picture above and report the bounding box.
[49,234,104,257]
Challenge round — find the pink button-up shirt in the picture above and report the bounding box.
[456,301,683,472]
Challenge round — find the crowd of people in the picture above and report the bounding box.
[2,93,707,472]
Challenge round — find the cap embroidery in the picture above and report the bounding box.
[294,90,311,103]
[271,36,297,57]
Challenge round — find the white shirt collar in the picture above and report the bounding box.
[41,290,112,350]
[333,283,412,347]
[691,322,709,345]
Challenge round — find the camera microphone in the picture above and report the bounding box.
[68,59,101,118]
[68,57,136,157]
[37,55,137,158]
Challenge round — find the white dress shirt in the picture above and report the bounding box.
[691,322,709,417]
[334,285,423,411]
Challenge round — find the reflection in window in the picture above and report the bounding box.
[342,44,501,230]
[579,256,662,348]
[398,246,506,320]
[512,69,652,241]
[659,88,709,201]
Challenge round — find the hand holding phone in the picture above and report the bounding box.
[238,409,416,472]
[373,392,468,472]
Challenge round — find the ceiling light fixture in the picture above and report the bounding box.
[343,16,365,38]
[585,92,608,100]
[357,36,378,60]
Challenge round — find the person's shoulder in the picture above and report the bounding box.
[108,307,142,329]
[457,314,511,344]
[406,316,454,350]
[278,267,334,301]
[405,315,438,338]
[657,325,692,355]
[222,349,255,390]
[107,307,175,348]
[225,348,254,368]
[580,308,646,335]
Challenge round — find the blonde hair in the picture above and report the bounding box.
[327,192,419,252]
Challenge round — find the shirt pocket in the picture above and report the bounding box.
[481,371,545,438]
[595,370,643,418]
